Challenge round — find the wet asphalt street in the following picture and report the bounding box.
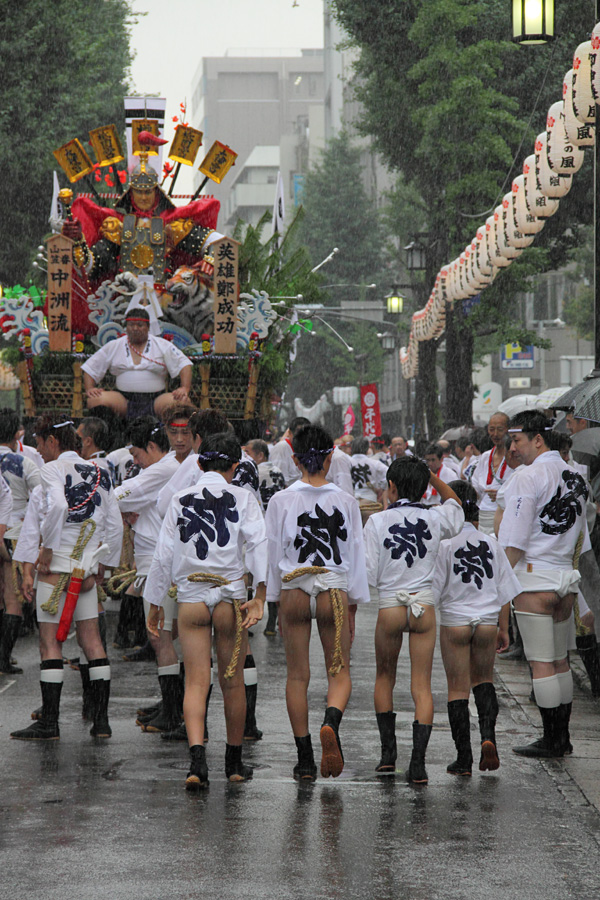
[1,599,600,900]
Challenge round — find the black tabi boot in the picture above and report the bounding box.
[446,700,473,776]
[264,602,278,636]
[0,613,23,674]
[88,659,111,738]
[293,734,317,781]
[375,711,397,773]
[576,634,600,697]
[80,662,94,720]
[225,743,253,783]
[320,706,344,778]
[161,721,188,742]
[243,654,263,741]
[473,682,500,772]
[186,744,209,791]
[555,702,573,756]
[142,671,183,733]
[11,660,63,740]
[136,701,161,718]
[407,721,433,784]
[513,705,563,758]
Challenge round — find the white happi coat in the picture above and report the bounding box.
[265,480,369,605]
[30,451,122,572]
[144,471,267,606]
[327,446,354,496]
[270,439,301,487]
[499,450,591,589]
[432,522,522,623]
[364,498,464,596]
[115,452,179,574]
[471,449,514,512]
[257,461,286,509]
[0,445,41,529]
[81,334,189,394]
[350,453,388,502]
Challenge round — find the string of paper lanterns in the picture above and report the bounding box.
[400,26,599,378]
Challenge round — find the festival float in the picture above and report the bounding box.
[0,102,287,424]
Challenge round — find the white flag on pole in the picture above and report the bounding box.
[272,170,285,246]
[49,171,62,233]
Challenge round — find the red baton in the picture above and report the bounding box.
[56,567,85,643]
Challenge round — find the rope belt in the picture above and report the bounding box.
[282,565,345,676]
[10,540,24,605]
[40,520,97,615]
[187,573,241,680]
[106,568,137,595]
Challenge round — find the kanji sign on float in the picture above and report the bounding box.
[212,236,240,354]
[360,384,382,439]
[46,234,73,352]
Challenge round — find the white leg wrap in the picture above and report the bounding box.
[89,664,111,682]
[557,670,574,705]
[532,674,561,708]
[244,666,258,686]
[158,662,180,678]
[40,667,65,684]
[514,611,555,663]
[553,619,570,661]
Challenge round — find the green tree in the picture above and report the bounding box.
[0,0,135,284]
[332,0,594,430]
[297,131,384,302]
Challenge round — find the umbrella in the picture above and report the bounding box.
[535,386,575,409]
[570,426,600,463]
[440,426,472,441]
[497,394,539,417]
[552,377,600,419]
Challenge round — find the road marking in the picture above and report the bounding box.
[0,679,16,694]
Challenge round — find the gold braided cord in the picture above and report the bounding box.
[187,573,243,680]
[282,566,345,676]
[106,569,137,595]
[10,540,24,605]
[572,531,591,636]
[40,520,97,615]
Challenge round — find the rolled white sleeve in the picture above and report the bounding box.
[14,485,42,563]
[101,490,124,568]
[143,501,178,608]
[240,493,268,585]
[0,476,12,527]
[40,467,69,551]
[161,338,192,379]
[116,464,173,512]
[81,342,113,384]
[498,492,537,551]
[265,496,284,604]
[346,499,370,605]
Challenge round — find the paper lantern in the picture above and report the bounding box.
[512,174,546,233]
[572,42,596,125]
[546,101,584,175]
[534,132,573,197]
[564,70,595,146]
[502,192,534,249]
[523,154,560,218]
[494,204,523,261]
[591,24,600,101]
[486,215,511,268]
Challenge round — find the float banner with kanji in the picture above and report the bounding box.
[46,234,73,351]
[343,405,355,435]
[360,384,382,440]
[213,237,240,354]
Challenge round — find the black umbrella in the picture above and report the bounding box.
[552,378,600,421]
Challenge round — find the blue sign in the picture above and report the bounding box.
[500,343,535,370]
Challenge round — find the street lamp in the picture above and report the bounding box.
[377,331,397,353]
[512,0,555,45]
[386,287,404,314]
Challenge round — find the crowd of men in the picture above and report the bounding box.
[1,403,598,791]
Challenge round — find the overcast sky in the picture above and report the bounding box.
[129,0,324,192]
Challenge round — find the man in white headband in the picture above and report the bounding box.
[499,411,589,759]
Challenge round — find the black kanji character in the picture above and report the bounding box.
[232,459,259,492]
[539,470,588,535]
[294,504,347,566]
[177,488,239,560]
[453,540,494,589]
[351,463,371,489]
[383,518,432,567]
[65,464,111,523]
